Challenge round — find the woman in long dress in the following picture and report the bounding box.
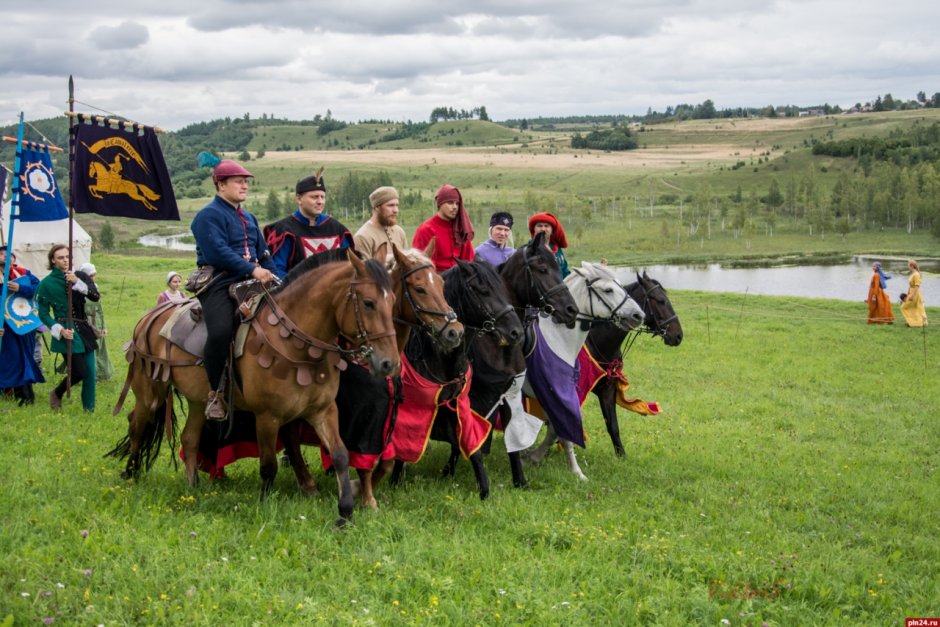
[900,259,928,327]
[866,261,894,324]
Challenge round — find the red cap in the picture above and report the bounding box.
[212,160,253,183]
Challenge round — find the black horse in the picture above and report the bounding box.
[488,234,580,488]
[378,258,523,500]
[579,271,683,456]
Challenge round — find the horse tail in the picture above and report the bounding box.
[104,392,180,474]
[137,184,161,201]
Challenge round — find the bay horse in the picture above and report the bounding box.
[522,262,645,481]
[278,245,464,510]
[377,258,524,500]
[583,272,683,456]
[109,247,398,525]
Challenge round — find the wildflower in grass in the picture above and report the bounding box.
[81,529,89,539]
[83,569,92,576]
[720,620,731,626]
[55,583,64,589]
[43,618,54,625]
[189,531,197,537]
[20,592,30,597]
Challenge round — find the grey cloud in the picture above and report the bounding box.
[88,21,150,50]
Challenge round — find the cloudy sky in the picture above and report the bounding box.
[2,0,939,131]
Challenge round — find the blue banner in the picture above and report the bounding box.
[15,146,68,222]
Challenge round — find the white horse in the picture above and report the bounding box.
[523,261,645,480]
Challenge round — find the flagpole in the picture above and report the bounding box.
[65,75,76,397]
[0,113,25,354]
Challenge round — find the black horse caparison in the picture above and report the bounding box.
[583,271,683,456]
[380,258,524,500]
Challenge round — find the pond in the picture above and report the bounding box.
[616,256,940,308]
[138,233,196,252]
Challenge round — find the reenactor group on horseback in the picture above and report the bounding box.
[70,156,683,526]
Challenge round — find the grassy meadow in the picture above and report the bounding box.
[1,252,938,625]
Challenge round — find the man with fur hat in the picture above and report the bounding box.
[355,186,408,267]
[263,168,353,279]
[412,183,475,272]
[527,212,570,278]
[191,158,276,420]
[474,211,515,268]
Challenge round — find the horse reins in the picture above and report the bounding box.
[394,261,460,341]
[572,269,633,331]
[521,245,569,319]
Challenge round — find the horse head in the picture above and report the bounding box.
[445,259,523,348]
[500,231,578,325]
[566,262,644,332]
[340,249,400,377]
[631,271,683,346]
[391,243,463,352]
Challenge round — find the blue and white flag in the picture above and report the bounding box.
[15,145,68,222]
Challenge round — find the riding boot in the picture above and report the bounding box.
[205,390,228,421]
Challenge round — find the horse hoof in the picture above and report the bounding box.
[513,480,530,490]
[335,517,352,529]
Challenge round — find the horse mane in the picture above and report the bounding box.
[442,260,504,320]
[272,248,392,296]
[572,261,618,283]
[398,247,433,268]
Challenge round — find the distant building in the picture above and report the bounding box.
[798,108,826,117]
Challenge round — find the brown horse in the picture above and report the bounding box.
[277,245,464,510]
[110,247,399,525]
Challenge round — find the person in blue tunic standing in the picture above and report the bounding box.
[263,168,353,279]
[190,159,277,420]
[36,244,99,412]
[474,211,515,268]
[0,245,44,405]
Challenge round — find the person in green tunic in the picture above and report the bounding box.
[36,245,100,412]
[78,263,115,381]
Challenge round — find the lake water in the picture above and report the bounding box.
[617,256,940,307]
[138,233,196,252]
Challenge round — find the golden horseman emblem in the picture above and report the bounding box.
[83,136,162,211]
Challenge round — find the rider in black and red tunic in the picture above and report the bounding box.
[263,169,354,279]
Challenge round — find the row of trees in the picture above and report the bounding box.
[429,106,490,123]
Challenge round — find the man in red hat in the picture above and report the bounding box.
[412,183,475,273]
[527,212,570,278]
[190,159,277,420]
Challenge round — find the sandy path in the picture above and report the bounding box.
[264,145,742,170]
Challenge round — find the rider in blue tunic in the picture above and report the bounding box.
[190,159,277,420]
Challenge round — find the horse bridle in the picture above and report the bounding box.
[572,269,633,331]
[395,261,459,341]
[631,279,677,339]
[259,268,395,365]
[460,264,516,343]
[338,273,397,362]
[521,245,569,318]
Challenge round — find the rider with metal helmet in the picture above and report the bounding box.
[190,158,277,420]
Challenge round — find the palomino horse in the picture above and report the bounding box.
[583,272,683,456]
[382,257,525,500]
[109,247,398,525]
[522,262,645,482]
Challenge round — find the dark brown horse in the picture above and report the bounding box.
[110,247,399,525]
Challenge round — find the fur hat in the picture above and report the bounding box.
[369,186,399,208]
[296,167,326,194]
[489,211,513,228]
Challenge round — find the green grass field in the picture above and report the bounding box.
[1,253,938,625]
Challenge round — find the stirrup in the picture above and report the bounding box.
[205,391,228,421]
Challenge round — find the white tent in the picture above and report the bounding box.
[1,201,92,278]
